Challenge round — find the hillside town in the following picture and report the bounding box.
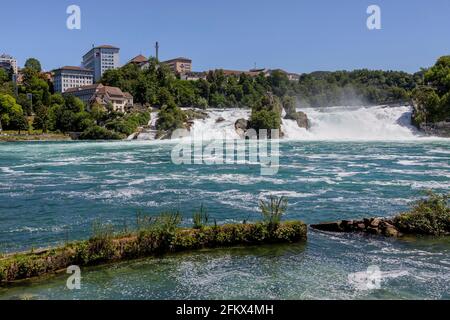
[0,44,300,113]
[1,44,449,140]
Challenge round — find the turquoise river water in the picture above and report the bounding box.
[0,139,449,300]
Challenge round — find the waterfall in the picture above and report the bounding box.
[189,105,421,141]
[190,109,250,140]
[281,105,420,141]
[130,105,427,141]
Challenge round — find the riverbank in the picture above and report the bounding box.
[0,221,307,283]
[0,133,71,142]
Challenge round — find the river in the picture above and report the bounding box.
[0,106,449,299]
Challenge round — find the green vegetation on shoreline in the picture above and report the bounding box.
[394,192,450,236]
[0,132,70,142]
[0,198,307,284]
[412,56,450,127]
[311,192,450,237]
[0,221,307,283]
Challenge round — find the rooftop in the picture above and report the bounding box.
[83,45,120,58]
[95,45,119,49]
[54,66,93,73]
[65,84,133,100]
[0,54,15,59]
[128,55,149,64]
[162,57,192,63]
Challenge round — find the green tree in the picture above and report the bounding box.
[412,87,441,125]
[250,109,281,133]
[0,93,23,129]
[8,109,29,133]
[24,58,42,73]
[33,104,51,133]
[20,67,51,109]
[425,56,450,96]
[0,68,10,84]
[282,95,297,116]
[412,56,450,124]
[268,70,290,97]
[90,102,107,124]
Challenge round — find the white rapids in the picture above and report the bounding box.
[130,105,440,141]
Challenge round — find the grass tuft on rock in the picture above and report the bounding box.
[193,204,209,230]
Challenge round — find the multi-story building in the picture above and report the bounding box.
[0,54,18,74]
[162,57,192,75]
[53,66,94,93]
[82,45,120,81]
[64,84,133,113]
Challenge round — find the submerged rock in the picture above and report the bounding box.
[311,217,403,237]
[216,117,226,123]
[310,221,343,232]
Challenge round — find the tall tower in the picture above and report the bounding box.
[155,42,159,61]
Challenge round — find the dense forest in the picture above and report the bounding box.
[294,70,422,108]
[1,55,449,139]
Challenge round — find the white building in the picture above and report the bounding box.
[82,45,120,82]
[53,66,94,93]
[0,54,18,74]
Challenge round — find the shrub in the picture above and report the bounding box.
[193,204,209,229]
[155,211,182,234]
[156,104,186,132]
[86,220,116,264]
[250,109,281,132]
[136,210,158,232]
[79,125,124,140]
[259,196,288,230]
[105,111,151,136]
[394,191,450,236]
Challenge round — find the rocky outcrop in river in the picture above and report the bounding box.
[416,121,450,138]
[284,111,310,129]
[235,118,249,138]
[311,218,402,237]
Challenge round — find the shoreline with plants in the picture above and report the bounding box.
[1,192,448,285]
[312,192,449,237]
[0,197,307,284]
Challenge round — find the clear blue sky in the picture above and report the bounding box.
[2,0,450,73]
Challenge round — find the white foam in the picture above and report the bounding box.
[282,105,425,141]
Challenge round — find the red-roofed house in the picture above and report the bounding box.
[64,84,133,113]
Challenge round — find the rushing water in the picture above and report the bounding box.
[0,106,449,300]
